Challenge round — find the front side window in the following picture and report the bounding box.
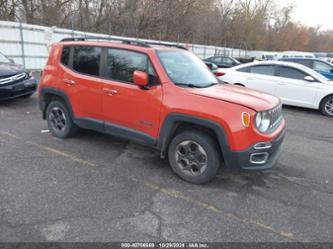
[212,57,221,63]
[250,65,275,76]
[158,50,218,88]
[73,46,101,76]
[313,61,332,73]
[277,66,308,80]
[106,49,147,83]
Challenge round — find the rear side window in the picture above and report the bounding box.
[277,66,308,80]
[73,46,101,77]
[250,65,275,76]
[106,48,148,83]
[61,46,70,66]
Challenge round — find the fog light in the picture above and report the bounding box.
[250,152,269,164]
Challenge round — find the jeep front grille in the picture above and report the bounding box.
[269,104,283,131]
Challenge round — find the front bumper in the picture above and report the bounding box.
[0,78,37,101]
[224,129,286,171]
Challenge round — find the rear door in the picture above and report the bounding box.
[60,45,103,121]
[100,48,163,139]
[275,66,318,107]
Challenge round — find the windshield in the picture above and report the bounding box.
[157,50,218,88]
[0,52,10,63]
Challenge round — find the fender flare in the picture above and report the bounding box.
[158,113,231,158]
[39,87,74,120]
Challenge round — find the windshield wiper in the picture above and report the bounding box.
[175,82,218,88]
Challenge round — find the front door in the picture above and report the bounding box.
[275,66,318,108]
[101,48,163,140]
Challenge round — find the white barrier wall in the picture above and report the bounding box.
[0,20,247,70]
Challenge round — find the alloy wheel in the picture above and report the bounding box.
[175,140,208,176]
[49,107,67,132]
[324,99,333,115]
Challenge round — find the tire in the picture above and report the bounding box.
[46,100,78,138]
[320,95,333,117]
[168,130,221,184]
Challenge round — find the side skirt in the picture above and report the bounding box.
[74,117,158,148]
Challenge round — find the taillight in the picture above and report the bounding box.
[215,71,226,77]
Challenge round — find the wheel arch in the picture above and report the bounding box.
[319,93,333,108]
[39,87,74,120]
[158,113,230,159]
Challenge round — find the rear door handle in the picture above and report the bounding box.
[64,79,75,85]
[103,88,118,96]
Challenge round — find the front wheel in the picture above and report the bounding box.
[168,130,221,184]
[320,95,333,117]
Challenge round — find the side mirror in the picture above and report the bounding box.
[304,76,316,82]
[133,70,148,88]
[8,58,15,64]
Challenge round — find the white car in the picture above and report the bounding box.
[217,61,333,117]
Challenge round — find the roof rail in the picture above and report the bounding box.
[60,36,151,48]
[60,36,187,50]
[144,40,187,50]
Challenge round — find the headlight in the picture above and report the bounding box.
[255,111,271,133]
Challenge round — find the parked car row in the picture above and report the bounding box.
[217,61,333,117]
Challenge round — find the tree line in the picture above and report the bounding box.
[1,0,333,52]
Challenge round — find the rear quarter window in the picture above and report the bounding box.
[61,46,70,66]
[237,66,250,73]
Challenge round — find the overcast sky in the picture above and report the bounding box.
[277,0,333,30]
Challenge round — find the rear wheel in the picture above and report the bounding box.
[46,100,78,138]
[168,130,220,184]
[320,95,333,117]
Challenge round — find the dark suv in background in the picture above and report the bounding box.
[279,58,333,80]
[0,51,37,101]
[203,56,241,68]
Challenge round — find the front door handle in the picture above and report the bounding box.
[64,79,75,85]
[103,88,118,96]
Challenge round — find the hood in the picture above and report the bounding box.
[188,84,280,112]
[0,63,25,78]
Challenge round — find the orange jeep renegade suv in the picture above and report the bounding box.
[38,37,286,184]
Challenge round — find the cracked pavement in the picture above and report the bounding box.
[0,95,332,242]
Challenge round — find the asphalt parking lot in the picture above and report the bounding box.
[0,94,332,242]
